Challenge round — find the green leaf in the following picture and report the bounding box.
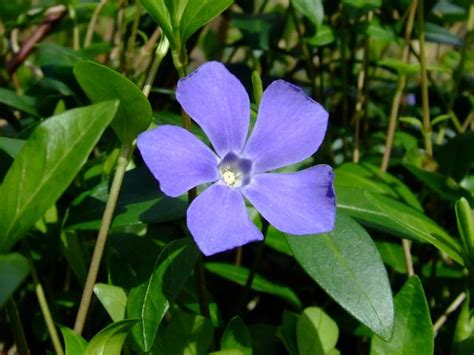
[277,310,299,355]
[438,131,474,182]
[297,307,339,355]
[180,0,234,41]
[74,61,152,144]
[0,101,119,252]
[286,214,394,340]
[60,326,88,355]
[94,284,127,322]
[139,0,174,47]
[0,137,25,158]
[425,22,463,46]
[376,242,407,274]
[127,238,199,352]
[205,262,302,310]
[0,253,30,307]
[60,229,87,285]
[456,198,474,268]
[66,167,187,230]
[371,276,433,355]
[84,319,137,355]
[0,88,39,117]
[404,164,473,204]
[154,309,214,355]
[291,0,324,27]
[336,187,464,265]
[306,25,335,46]
[378,58,419,75]
[335,162,422,211]
[221,317,252,355]
[342,0,381,10]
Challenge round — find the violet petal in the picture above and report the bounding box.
[243,80,328,173]
[242,165,336,234]
[176,62,250,157]
[137,125,219,197]
[187,183,263,256]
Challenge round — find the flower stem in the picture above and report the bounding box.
[380,0,418,172]
[143,35,170,98]
[5,298,29,355]
[74,144,132,334]
[417,0,433,156]
[83,0,108,48]
[27,251,64,354]
[238,218,269,314]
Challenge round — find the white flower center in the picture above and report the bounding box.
[218,152,252,188]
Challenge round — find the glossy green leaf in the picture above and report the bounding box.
[221,317,252,355]
[0,253,30,307]
[84,319,137,355]
[60,326,88,355]
[0,137,25,158]
[66,167,187,230]
[94,284,127,322]
[336,187,464,265]
[306,25,335,46]
[297,307,339,355]
[371,276,433,355]
[205,262,302,310]
[335,162,422,211]
[291,0,324,27]
[180,0,233,41]
[0,88,39,117]
[0,101,119,252]
[154,309,214,355]
[286,214,394,340]
[127,238,199,352]
[74,61,152,144]
[453,293,474,354]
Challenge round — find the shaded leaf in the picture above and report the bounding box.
[297,307,339,355]
[286,214,394,340]
[0,253,30,307]
[221,317,252,355]
[127,238,199,352]
[0,88,39,117]
[0,137,25,158]
[205,262,302,310]
[0,101,119,252]
[291,0,324,27]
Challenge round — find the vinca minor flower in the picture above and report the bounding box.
[137,62,336,256]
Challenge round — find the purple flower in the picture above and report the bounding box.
[137,62,336,256]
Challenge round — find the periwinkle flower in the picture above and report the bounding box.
[137,62,336,256]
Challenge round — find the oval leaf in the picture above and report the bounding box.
[0,101,119,252]
[297,307,339,355]
[127,238,199,352]
[286,214,394,340]
[74,61,152,144]
[221,317,252,355]
[60,326,88,355]
[371,276,433,354]
[0,253,30,307]
[84,319,137,355]
[94,284,127,322]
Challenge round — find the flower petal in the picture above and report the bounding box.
[176,62,250,157]
[187,184,263,256]
[137,125,219,197]
[243,80,328,173]
[242,165,336,235]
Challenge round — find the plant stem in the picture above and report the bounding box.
[74,144,132,334]
[433,291,467,335]
[5,298,29,355]
[380,0,418,172]
[417,0,433,156]
[143,35,169,98]
[68,5,80,50]
[353,11,373,163]
[27,252,64,354]
[239,219,269,314]
[84,0,108,48]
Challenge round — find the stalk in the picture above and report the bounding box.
[5,298,29,355]
[84,0,108,48]
[74,144,133,334]
[417,0,433,156]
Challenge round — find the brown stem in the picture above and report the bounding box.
[7,6,67,75]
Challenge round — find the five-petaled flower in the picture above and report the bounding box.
[137,61,336,256]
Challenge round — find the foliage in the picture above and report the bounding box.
[0,0,473,353]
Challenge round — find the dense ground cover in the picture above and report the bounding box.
[0,0,473,354]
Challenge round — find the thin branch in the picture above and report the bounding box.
[433,292,467,335]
